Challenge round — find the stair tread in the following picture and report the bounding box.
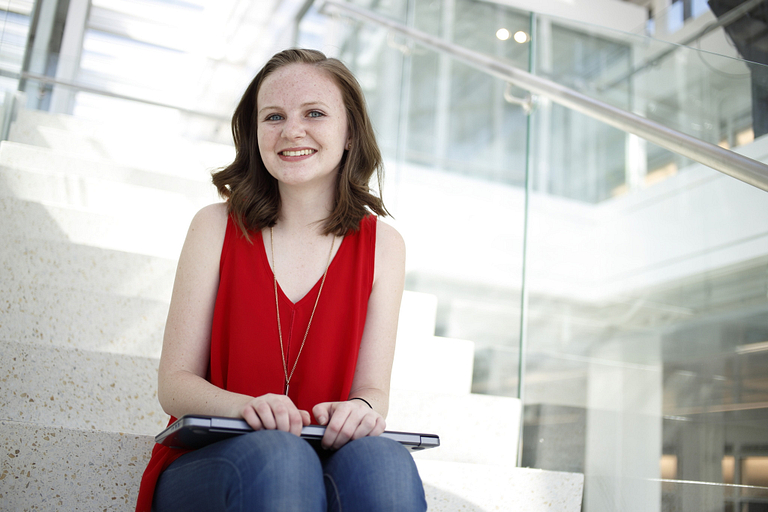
[1,282,167,357]
[2,341,515,461]
[1,420,583,512]
[0,237,176,301]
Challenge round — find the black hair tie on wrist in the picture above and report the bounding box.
[349,397,373,409]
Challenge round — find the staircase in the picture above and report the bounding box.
[0,105,583,510]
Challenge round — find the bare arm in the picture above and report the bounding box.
[313,219,406,448]
[158,203,309,435]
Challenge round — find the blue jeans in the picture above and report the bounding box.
[153,430,427,512]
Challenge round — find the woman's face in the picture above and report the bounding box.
[256,63,350,191]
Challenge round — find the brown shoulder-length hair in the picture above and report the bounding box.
[212,48,389,239]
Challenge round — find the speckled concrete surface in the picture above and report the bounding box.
[1,282,166,357]
[1,341,168,435]
[8,119,233,178]
[0,237,175,302]
[0,193,192,259]
[0,140,216,187]
[1,421,582,512]
[1,420,154,511]
[417,459,584,511]
[0,195,189,260]
[389,388,521,467]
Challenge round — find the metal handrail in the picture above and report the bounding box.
[11,70,231,122]
[321,1,768,193]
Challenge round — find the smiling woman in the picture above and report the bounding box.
[213,48,389,240]
[256,63,350,191]
[135,48,426,512]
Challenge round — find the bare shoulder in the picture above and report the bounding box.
[375,217,405,256]
[374,218,405,283]
[191,202,228,231]
[181,202,228,259]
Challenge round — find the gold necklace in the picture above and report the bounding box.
[270,226,336,396]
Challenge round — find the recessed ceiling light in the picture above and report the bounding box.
[514,30,529,43]
[496,28,511,41]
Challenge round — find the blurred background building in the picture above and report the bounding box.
[1,0,767,510]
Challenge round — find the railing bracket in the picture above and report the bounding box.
[504,83,535,114]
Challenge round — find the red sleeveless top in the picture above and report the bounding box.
[135,214,377,511]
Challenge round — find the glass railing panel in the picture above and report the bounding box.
[523,117,768,512]
[306,3,768,512]
[0,1,33,92]
[531,11,764,202]
[5,49,233,146]
[302,6,532,399]
[328,0,766,201]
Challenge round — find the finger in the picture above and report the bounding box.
[325,405,358,450]
[254,400,277,430]
[300,410,311,426]
[287,406,304,437]
[242,406,264,431]
[272,400,292,433]
[321,404,349,449]
[332,412,364,450]
[312,402,332,426]
[371,416,386,436]
[350,413,378,441]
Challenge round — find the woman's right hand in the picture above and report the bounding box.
[240,393,311,436]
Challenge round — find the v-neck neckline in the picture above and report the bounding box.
[257,230,345,307]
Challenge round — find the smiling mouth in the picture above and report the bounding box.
[280,149,316,157]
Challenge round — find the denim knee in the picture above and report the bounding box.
[323,436,427,512]
[155,430,326,512]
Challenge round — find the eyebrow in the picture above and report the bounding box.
[257,101,331,116]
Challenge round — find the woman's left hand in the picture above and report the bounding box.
[312,400,386,450]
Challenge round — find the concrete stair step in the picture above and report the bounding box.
[11,108,231,155]
[1,341,168,435]
[1,420,154,511]
[1,195,189,259]
[0,142,218,214]
[389,388,521,467]
[0,139,213,184]
[8,118,234,177]
[1,420,583,511]
[0,237,176,302]
[391,334,474,395]
[416,459,583,511]
[2,275,447,365]
[2,341,512,463]
[1,282,167,357]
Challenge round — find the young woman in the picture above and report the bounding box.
[135,48,426,511]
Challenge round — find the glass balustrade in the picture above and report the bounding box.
[302,2,768,511]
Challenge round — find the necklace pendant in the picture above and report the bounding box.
[284,381,289,396]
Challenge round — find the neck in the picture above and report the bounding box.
[275,181,335,235]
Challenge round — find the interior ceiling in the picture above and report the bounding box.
[81,0,309,117]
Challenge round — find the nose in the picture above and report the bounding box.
[282,116,306,140]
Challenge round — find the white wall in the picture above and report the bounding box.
[386,135,768,304]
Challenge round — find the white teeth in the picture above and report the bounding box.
[281,149,314,156]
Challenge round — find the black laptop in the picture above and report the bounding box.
[156,414,440,452]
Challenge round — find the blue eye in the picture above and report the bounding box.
[265,113,283,121]
[308,111,324,118]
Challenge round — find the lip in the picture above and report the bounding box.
[278,147,317,160]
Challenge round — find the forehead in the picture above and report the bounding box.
[257,63,343,107]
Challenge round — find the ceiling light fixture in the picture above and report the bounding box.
[514,31,529,43]
[496,28,511,41]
